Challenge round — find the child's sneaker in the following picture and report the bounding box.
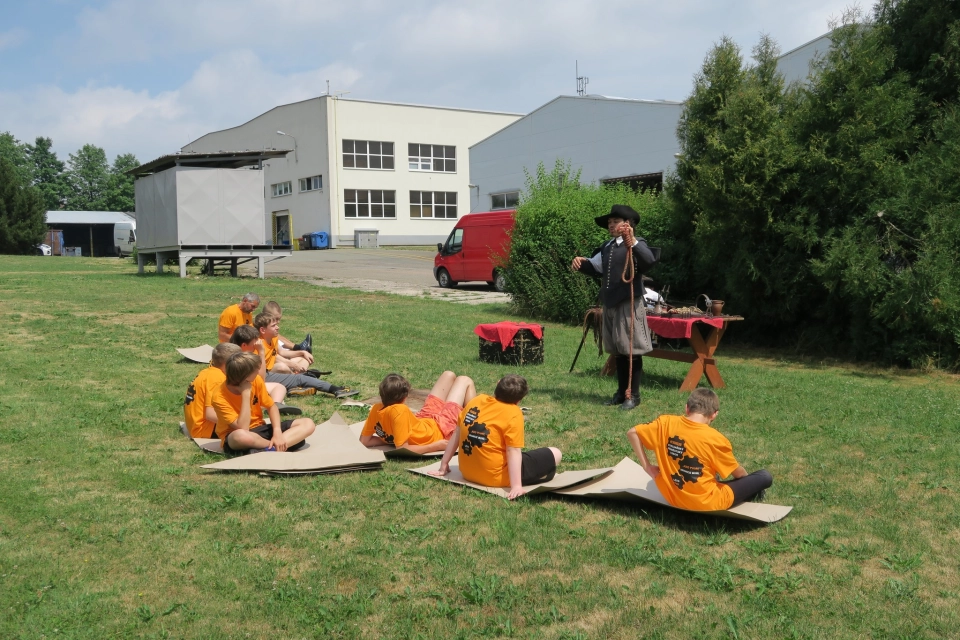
[276,403,303,415]
[288,387,317,397]
[332,387,360,399]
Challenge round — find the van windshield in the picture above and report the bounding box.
[445,228,463,254]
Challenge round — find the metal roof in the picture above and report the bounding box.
[46,211,136,225]
[127,149,292,177]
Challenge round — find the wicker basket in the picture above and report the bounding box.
[478,328,544,365]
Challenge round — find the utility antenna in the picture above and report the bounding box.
[326,79,330,95]
[576,60,589,96]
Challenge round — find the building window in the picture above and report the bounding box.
[343,140,394,170]
[299,175,322,192]
[410,191,458,219]
[344,189,396,218]
[408,143,456,172]
[271,181,292,197]
[491,191,520,210]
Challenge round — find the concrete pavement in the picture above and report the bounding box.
[265,247,510,305]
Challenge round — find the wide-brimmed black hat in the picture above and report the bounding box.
[594,204,640,228]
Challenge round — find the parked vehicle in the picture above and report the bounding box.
[114,221,137,257]
[434,210,515,291]
[36,244,52,256]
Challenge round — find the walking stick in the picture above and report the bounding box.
[569,321,592,372]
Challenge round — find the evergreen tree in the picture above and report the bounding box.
[65,144,110,210]
[0,157,47,254]
[27,137,67,211]
[0,132,33,186]
[100,153,139,212]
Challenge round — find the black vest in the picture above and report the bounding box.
[593,238,657,308]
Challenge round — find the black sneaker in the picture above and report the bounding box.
[276,403,303,415]
[332,387,360,399]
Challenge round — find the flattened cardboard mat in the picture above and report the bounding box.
[411,457,792,523]
[410,460,613,498]
[177,344,214,363]
[347,421,445,458]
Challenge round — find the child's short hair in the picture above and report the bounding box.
[211,342,241,367]
[264,301,282,316]
[225,352,261,386]
[254,312,277,330]
[686,388,719,416]
[494,374,528,404]
[379,373,411,406]
[230,325,259,346]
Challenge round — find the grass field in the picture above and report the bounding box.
[1,255,958,639]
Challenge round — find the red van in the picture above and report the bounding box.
[434,210,515,291]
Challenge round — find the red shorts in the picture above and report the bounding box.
[416,394,462,438]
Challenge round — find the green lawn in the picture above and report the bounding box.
[1,255,958,639]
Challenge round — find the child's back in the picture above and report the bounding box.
[456,393,524,487]
[184,343,240,439]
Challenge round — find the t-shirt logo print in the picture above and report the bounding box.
[374,421,394,445]
[184,383,196,406]
[666,435,704,490]
[460,406,485,456]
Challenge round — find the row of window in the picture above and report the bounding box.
[272,175,322,197]
[344,190,458,219]
[343,140,456,173]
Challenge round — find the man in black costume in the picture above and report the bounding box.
[571,205,658,411]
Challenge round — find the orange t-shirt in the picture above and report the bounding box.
[183,366,225,438]
[263,337,278,370]
[456,394,524,488]
[634,414,739,511]
[212,376,274,444]
[360,402,442,447]
[218,304,252,342]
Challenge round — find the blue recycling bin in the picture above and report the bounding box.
[311,231,329,249]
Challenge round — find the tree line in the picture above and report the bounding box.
[0,133,138,254]
[509,0,960,368]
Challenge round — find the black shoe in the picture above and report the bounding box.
[276,403,303,416]
[332,387,360,399]
[603,393,625,406]
[304,369,333,379]
[302,333,312,353]
[618,396,639,411]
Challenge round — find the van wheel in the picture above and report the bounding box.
[493,270,507,292]
[437,268,457,288]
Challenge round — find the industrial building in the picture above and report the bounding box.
[180,97,521,248]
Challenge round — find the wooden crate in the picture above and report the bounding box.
[479,329,544,365]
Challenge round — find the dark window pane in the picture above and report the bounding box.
[372,204,383,217]
[356,155,367,168]
[492,194,505,209]
[385,204,396,217]
[343,154,354,168]
[445,159,456,172]
[345,204,356,217]
[345,189,356,202]
[410,205,420,218]
[371,190,382,202]
[408,143,417,156]
[369,141,380,154]
[433,159,443,172]
[343,140,354,153]
[355,140,367,154]
[422,205,432,218]
[435,192,445,205]
[383,142,393,155]
[370,155,381,169]
[384,191,395,204]
[445,146,455,158]
[357,190,369,203]
[506,192,519,207]
[422,192,432,204]
[448,192,457,205]
[383,156,394,170]
[358,204,369,217]
[410,191,420,204]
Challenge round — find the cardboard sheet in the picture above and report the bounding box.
[346,414,445,458]
[177,344,214,363]
[180,421,224,453]
[409,459,612,498]
[200,412,386,473]
[554,458,793,523]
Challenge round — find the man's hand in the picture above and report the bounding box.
[619,222,635,245]
[507,486,527,500]
[428,465,451,477]
[571,256,585,272]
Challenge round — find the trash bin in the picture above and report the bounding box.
[314,231,329,249]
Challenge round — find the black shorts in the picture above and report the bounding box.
[223,420,305,455]
[520,447,557,485]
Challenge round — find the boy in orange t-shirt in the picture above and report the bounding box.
[627,388,772,511]
[212,352,316,455]
[431,375,562,500]
[360,371,476,454]
[254,312,312,374]
[183,343,240,438]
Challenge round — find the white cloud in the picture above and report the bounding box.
[0,27,28,51]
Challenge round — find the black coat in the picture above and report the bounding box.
[578,237,658,308]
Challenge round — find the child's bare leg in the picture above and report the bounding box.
[426,370,457,399]
[444,375,476,406]
[548,447,562,464]
[267,382,286,403]
[271,361,294,374]
[226,430,272,451]
[282,418,316,445]
[289,356,310,370]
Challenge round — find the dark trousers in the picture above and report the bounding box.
[724,469,774,506]
[265,371,333,393]
[615,355,643,398]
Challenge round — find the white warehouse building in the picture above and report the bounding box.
[181,97,521,248]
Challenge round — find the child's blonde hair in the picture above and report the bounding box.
[254,312,278,330]
[686,388,719,416]
[264,301,282,316]
[225,352,261,386]
[211,343,241,367]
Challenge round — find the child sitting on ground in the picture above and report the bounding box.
[183,342,240,438]
[264,301,311,354]
[360,371,476,454]
[431,375,562,500]
[212,352,316,454]
[231,324,358,399]
[626,388,773,510]
[254,312,312,374]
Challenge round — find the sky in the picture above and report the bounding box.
[0,0,853,165]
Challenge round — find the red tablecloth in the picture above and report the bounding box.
[474,322,544,351]
[646,315,724,339]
